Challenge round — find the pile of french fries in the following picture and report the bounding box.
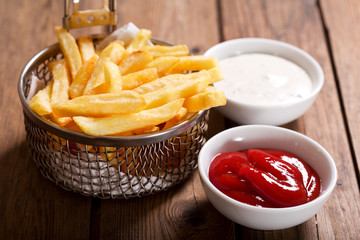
[28,26,226,136]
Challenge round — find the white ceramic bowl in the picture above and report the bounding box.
[198,125,337,230]
[204,38,324,125]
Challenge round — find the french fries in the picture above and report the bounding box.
[54,26,82,79]
[103,59,122,93]
[28,81,53,116]
[78,36,96,62]
[28,26,226,137]
[144,45,189,58]
[118,50,153,75]
[73,98,184,136]
[83,41,125,95]
[126,29,152,52]
[169,56,218,73]
[121,68,158,90]
[146,56,179,76]
[183,86,226,112]
[70,55,98,98]
[52,91,146,117]
[139,70,211,109]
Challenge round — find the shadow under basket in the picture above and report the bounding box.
[18,39,209,199]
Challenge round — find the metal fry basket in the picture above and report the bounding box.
[18,40,209,199]
[18,0,209,199]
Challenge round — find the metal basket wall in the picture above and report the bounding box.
[18,39,209,199]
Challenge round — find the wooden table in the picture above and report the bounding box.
[1,0,360,239]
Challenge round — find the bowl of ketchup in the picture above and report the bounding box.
[198,125,337,230]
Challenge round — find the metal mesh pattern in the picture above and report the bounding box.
[24,113,208,199]
[19,40,209,199]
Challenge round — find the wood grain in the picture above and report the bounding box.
[220,0,360,239]
[0,1,91,239]
[1,0,360,239]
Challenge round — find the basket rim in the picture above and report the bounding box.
[18,38,208,147]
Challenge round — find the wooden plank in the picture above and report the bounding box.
[220,0,360,239]
[0,1,92,239]
[317,0,360,239]
[94,0,233,239]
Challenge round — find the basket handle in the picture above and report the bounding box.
[63,0,117,33]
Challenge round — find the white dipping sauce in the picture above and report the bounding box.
[216,53,313,105]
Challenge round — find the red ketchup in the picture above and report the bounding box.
[209,149,321,208]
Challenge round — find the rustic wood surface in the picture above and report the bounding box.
[1,0,359,239]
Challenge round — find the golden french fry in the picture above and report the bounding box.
[100,41,126,64]
[133,125,160,135]
[144,45,189,58]
[69,55,98,99]
[170,56,219,73]
[28,80,53,116]
[126,29,152,52]
[208,66,224,83]
[48,59,71,105]
[73,98,184,136]
[121,68,158,90]
[49,114,73,126]
[162,107,188,130]
[133,71,206,95]
[54,26,82,79]
[173,107,188,121]
[103,59,122,93]
[83,42,126,95]
[30,26,226,137]
[52,91,146,117]
[82,59,107,95]
[137,70,211,109]
[183,86,226,112]
[118,50,153,75]
[62,121,83,132]
[146,56,179,76]
[78,36,95,62]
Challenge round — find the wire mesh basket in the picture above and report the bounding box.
[18,38,209,199]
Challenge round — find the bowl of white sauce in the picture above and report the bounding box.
[204,38,324,125]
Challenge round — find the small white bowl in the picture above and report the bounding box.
[204,38,324,125]
[198,125,337,230]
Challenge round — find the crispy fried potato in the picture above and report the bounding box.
[121,68,158,90]
[69,55,98,99]
[49,114,73,126]
[52,91,146,117]
[83,42,126,95]
[118,50,153,75]
[208,66,224,83]
[30,27,225,137]
[73,98,184,136]
[133,125,160,135]
[103,59,122,93]
[54,26,82,79]
[136,70,211,109]
[126,29,152,52]
[183,86,226,112]
[144,45,189,58]
[133,71,206,95]
[170,56,219,73]
[62,121,83,132]
[78,36,95,62]
[162,107,188,130]
[146,56,179,76]
[48,59,71,105]
[99,41,126,64]
[28,80,53,116]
